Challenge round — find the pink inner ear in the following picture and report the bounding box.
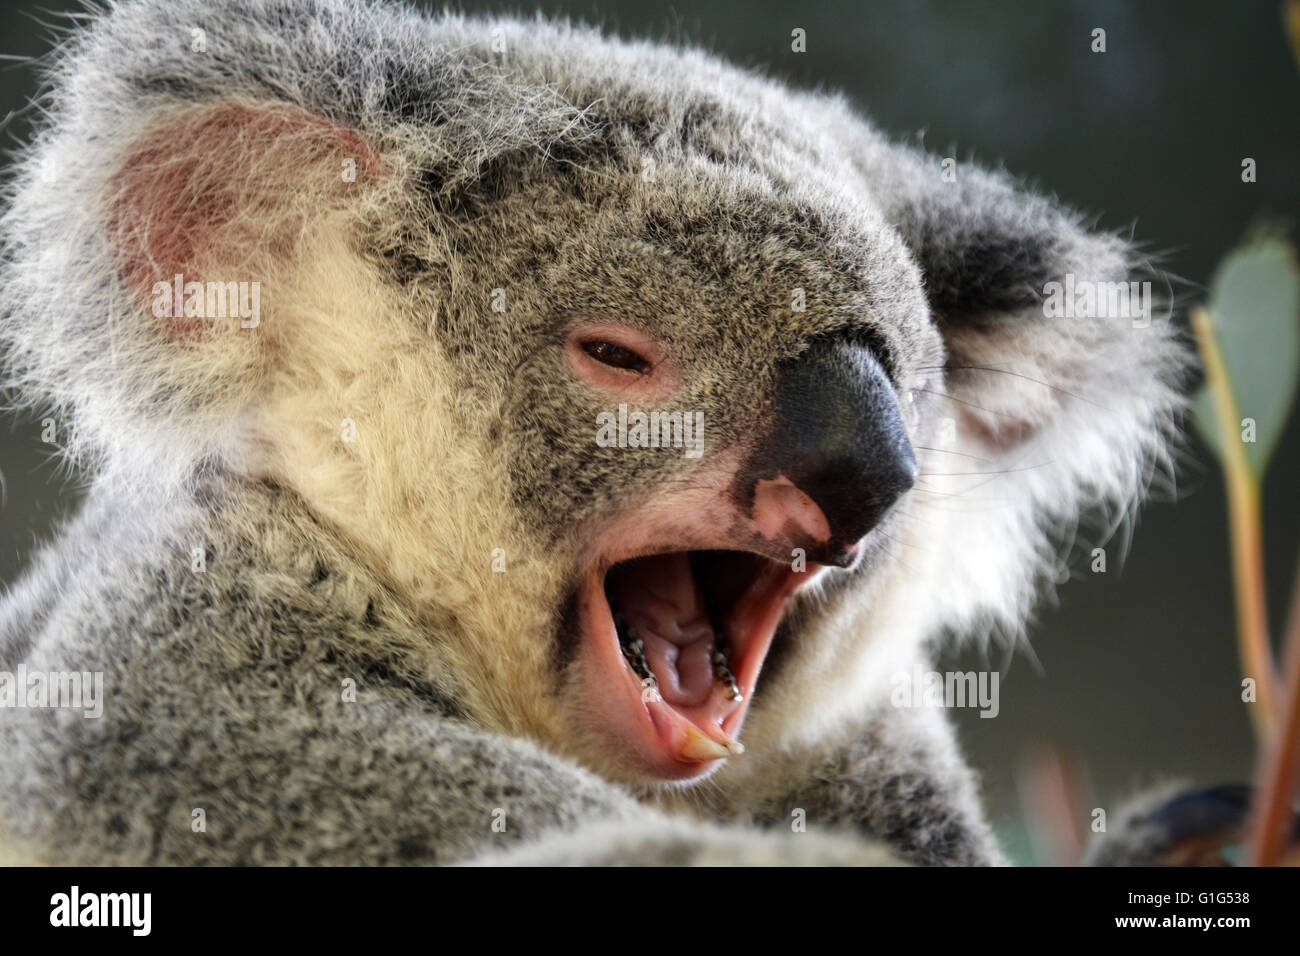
[108,103,382,341]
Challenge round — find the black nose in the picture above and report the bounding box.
[736,338,917,564]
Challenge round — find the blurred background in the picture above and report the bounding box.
[1,0,1296,862]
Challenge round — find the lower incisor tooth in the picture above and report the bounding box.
[678,725,743,762]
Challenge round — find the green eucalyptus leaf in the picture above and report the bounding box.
[1192,235,1300,478]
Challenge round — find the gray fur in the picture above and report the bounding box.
[707,704,1004,867]
[0,473,981,864]
[0,0,1189,865]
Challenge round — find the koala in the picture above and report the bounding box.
[0,0,1187,866]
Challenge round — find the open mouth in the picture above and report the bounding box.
[578,547,812,779]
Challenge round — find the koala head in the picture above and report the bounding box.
[0,1,1187,786]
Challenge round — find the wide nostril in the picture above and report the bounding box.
[750,476,833,544]
[735,338,916,556]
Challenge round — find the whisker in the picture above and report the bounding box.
[916,364,1107,411]
[913,386,1023,420]
[917,462,1053,478]
[878,529,929,555]
[912,445,991,463]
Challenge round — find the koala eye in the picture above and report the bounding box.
[564,322,680,399]
[581,340,651,374]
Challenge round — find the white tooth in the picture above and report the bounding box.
[725,740,746,756]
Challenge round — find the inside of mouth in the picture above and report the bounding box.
[605,550,772,710]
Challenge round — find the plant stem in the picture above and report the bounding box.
[1248,555,1300,865]
[1190,306,1279,736]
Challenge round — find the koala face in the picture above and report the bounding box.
[436,160,949,779]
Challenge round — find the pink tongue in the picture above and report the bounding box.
[610,553,717,708]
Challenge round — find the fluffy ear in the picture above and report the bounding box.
[866,147,1180,451]
[109,103,383,339]
[850,133,1190,639]
[2,99,382,485]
